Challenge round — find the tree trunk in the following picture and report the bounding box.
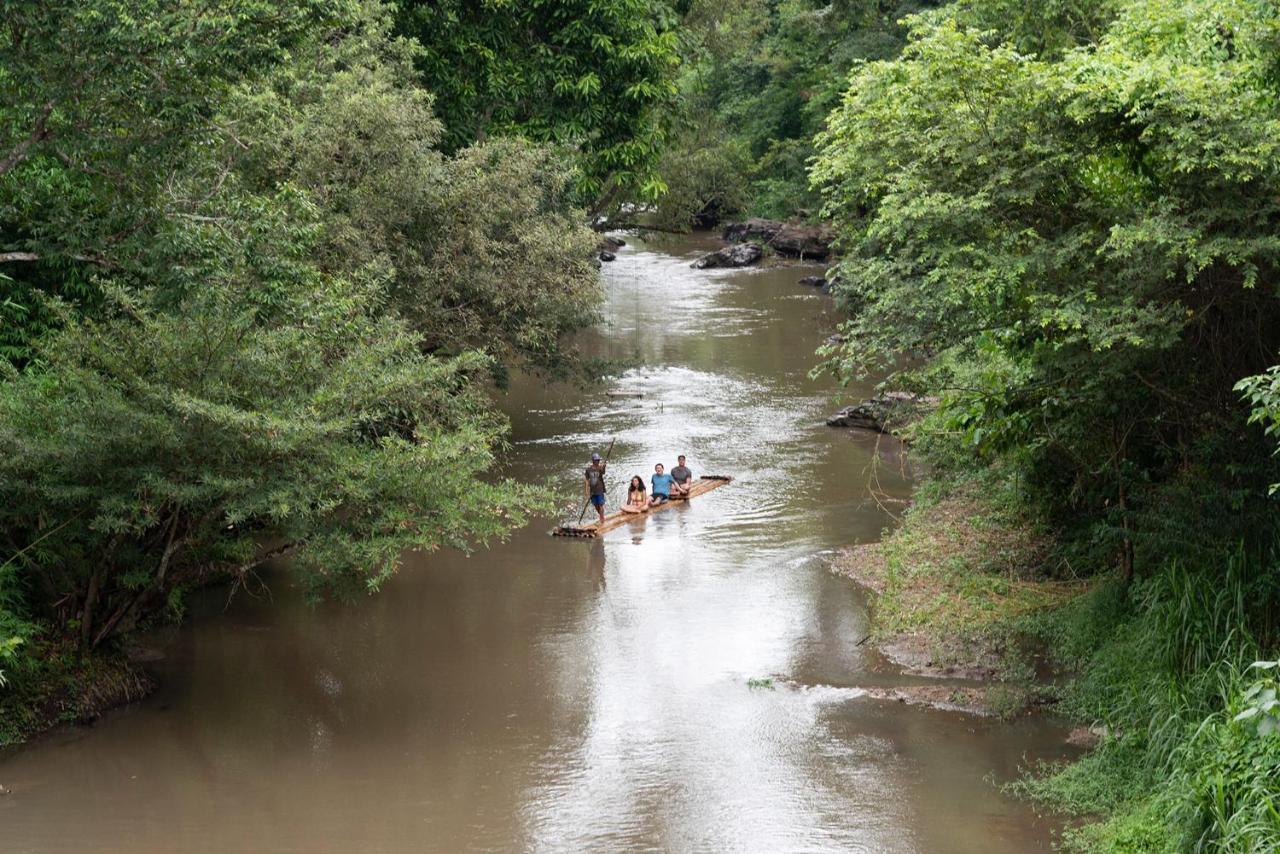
[0,101,53,176]
[80,563,104,646]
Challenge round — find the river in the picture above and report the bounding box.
[0,233,1073,852]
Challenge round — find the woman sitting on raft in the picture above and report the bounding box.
[621,475,648,514]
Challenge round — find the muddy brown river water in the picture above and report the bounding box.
[1,233,1074,852]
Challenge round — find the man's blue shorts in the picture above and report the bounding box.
[590,494,606,508]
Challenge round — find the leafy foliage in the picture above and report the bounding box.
[222,8,602,374]
[394,0,682,212]
[1233,661,1280,737]
[812,0,1280,844]
[814,0,1280,568]
[1013,549,1280,851]
[1238,366,1280,494]
[0,0,601,695]
[0,0,350,362]
[655,0,936,226]
[0,282,544,648]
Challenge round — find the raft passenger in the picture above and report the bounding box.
[649,463,673,506]
[670,455,693,497]
[621,476,648,514]
[584,452,608,523]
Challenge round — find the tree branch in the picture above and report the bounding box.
[0,250,117,267]
[0,101,54,176]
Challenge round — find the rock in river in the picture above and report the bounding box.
[692,242,762,269]
[723,218,834,260]
[599,251,617,262]
[827,392,937,433]
[798,275,826,288]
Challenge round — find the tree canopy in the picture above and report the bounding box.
[814,0,1280,566]
[652,0,939,227]
[0,0,600,670]
[394,0,682,214]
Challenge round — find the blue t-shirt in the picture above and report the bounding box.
[651,472,674,496]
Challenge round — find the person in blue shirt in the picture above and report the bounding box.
[649,463,674,506]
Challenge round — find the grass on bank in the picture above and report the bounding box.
[836,474,1085,650]
[839,471,1280,851]
[1010,550,1280,852]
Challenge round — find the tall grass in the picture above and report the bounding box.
[1013,544,1280,851]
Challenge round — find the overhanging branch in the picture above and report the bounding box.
[0,101,54,176]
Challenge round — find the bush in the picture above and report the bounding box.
[0,279,548,647]
[1013,549,1280,850]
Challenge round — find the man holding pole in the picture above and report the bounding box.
[583,452,608,524]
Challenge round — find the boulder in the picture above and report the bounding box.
[798,275,826,288]
[723,218,834,260]
[597,235,625,262]
[827,402,889,432]
[826,392,938,433]
[691,242,762,269]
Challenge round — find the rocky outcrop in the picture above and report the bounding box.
[826,391,937,433]
[691,242,762,269]
[598,235,625,262]
[723,218,833,260]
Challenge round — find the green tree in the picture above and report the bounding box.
[0,280,543,648]
[393,0,682,215]
[656,0,935,225]
[813,0,1280,567]
[222,4,602,375]
[1238,365,1280,494]
[0,0,349,361]
[0,0,600,670]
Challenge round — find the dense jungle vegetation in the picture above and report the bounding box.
[809,0,1280,848]
[4,0,1280,848]
[0,0,674,736]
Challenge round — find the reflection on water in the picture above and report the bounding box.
[0,233,1071,853]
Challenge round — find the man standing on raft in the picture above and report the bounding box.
[584,452,608,524]
[670,454,693,497]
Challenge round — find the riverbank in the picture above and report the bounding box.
[831,469,1280,851]
[832,476,1085,708]
[0,637,152,748]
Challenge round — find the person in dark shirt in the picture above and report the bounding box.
[670,455,693,497]
[584,452,608,523]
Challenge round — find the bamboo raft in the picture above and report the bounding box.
[552,475,734,538]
